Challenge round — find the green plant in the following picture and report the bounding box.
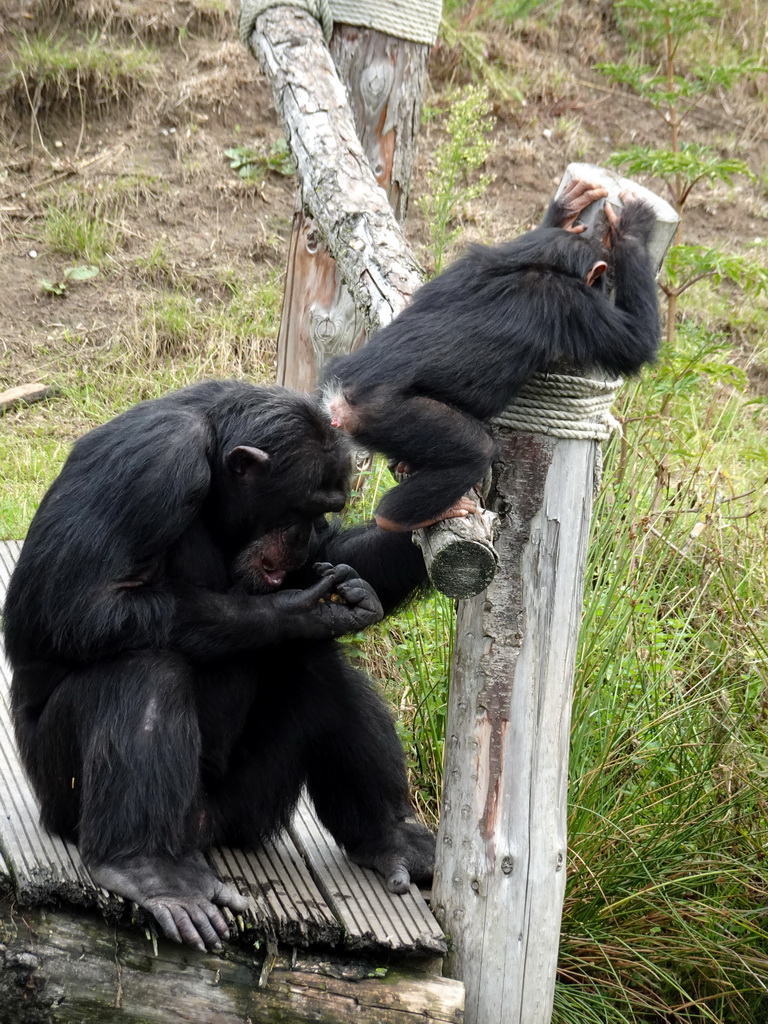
[224,139,295,182]
[597,0,766,345]
[1,31,156,117]
[554,335,768,1020]
[39,264,99,296]
[42,191,123,265]
[418,85,495,273]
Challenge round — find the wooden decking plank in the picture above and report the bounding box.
[209,842,340,946]
[291,795,446,955]
[0,539,22,589]
[0,640,92,904]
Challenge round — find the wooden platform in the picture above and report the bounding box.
[0,541,445,957]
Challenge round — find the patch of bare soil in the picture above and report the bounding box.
[1,0,767,393]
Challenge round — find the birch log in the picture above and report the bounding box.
[432,431,597,1024]
[274,25,429,390]
[250,9,423,348]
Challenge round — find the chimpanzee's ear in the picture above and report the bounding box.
[225,445,270,476]
[585,260,608,287]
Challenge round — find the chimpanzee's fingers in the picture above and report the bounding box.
[335,578,382,615]
[184,902,225,948]
[151,902,186,946]
[300,574,338,604]
[560,181,608,224]
[439,497,478,521]
[562,177,603,200]
[313,562,358,585]
[212,880,249,914]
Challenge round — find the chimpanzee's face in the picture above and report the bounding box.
[207,395,352,588]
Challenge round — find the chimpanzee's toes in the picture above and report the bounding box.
[386,863,411,894]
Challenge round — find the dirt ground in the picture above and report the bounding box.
[1,0,767,398]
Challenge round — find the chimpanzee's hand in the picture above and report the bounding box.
[271,563,384,640]
[557,178,609,232]
[606,195,656,248]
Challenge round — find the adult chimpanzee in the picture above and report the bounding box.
[3,380,435,952]
[324,177,661,530]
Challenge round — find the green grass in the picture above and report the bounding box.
[43,198,122,265]
[1,31,156,115]
[136,272,282,373]
[551,320,768,1021]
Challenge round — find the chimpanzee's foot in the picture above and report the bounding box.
[375,496,479,532]
[88,852,249,951]
[348,819,436,894]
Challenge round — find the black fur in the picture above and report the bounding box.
[325,196,660,528]
[3,380,433,949]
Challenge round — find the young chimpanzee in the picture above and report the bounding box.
[3,380,435,952]
[324,178,661,530]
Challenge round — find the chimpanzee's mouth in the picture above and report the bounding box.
[258,566,286,588]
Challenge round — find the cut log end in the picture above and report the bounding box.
[427,539,499,600]
[412,507,499,600]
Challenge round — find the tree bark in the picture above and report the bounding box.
[274,24,429,390]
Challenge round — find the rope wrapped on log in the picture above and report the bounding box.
[491,372,622,439]
[415,373,621,600]
[239,0,442,46]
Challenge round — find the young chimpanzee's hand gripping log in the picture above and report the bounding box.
[3,381,435,951]
[324,178,661,531]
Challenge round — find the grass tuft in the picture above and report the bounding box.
[1,31,156,118]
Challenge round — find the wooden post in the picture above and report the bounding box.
[432,430,597,1024]
[431,176,678,1019]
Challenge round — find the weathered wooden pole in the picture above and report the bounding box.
[432,425,598,1024]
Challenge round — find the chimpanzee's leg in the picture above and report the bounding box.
[198,656,312,846]
[209,645,433,894]
[356,395,497,530]
[301,648,435,893]
[23,651,247,950]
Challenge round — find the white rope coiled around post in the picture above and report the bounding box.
[491,372,622,442]
[239,0,442,46]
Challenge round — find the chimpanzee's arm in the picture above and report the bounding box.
[312,519,428,614]
[532,199,660,377]
[598,199,660,366]
[169,566,384,660]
